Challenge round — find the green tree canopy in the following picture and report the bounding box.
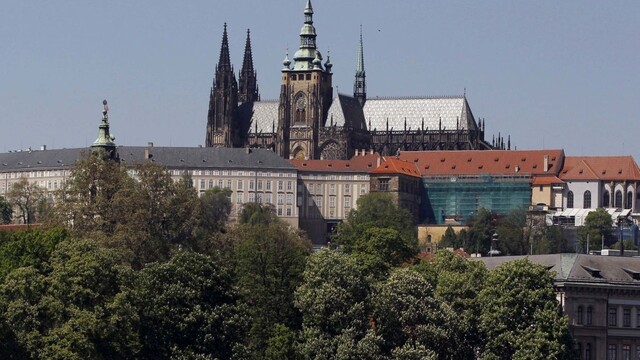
[232,218,310,358]
[0,196,12,224]
[578,208,613,251]
[6,178,45,224]
[132,251,248,359]
[294,249,372,359]
[478,259,575,359]
[333,193,418,268]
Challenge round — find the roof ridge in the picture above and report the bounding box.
[369,95,464,100]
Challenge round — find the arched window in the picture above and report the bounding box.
[586,306,593,325]
[626,191,633,209]
[584,191,591,209]
[577,306,584,325]
[615,190,623,208]
[567,191,574,208]
[603,190,610,207]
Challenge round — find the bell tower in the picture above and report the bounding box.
[277,0,333,160]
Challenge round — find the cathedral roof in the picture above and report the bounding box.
[363,96,477,132]
[325,94,366,129]
[239,101,279,134]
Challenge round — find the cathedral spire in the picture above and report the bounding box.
[239,28,259,103]
[218,23,232,71]
[293,0,321,70]
[206,24,239,148]
[354,25,366,107]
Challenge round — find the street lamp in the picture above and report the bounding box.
[489,232,501,257]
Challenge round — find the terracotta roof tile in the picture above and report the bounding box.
[560,156,640,181]
[397,149,565,177]
[371,157,421,178]
[532,176,564,185]
[289,153,381,173]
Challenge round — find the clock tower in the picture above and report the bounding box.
[277,0,333,160]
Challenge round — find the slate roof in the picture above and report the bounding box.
[560,156,640,181]
[0,147,296,172]
[362,96,477,132]
[480,254,640,287]
[397,149,565,177]
[239,101,279,134]
[371,157,421,178]
[0,148,85,171]
[325,94,366,129]
[289,153,381,173]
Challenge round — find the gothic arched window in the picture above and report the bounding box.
[567,191,574,208]
[603,190,610,207]
[584,191,591,209]
[626,191,633,209]
[615,190,623,208]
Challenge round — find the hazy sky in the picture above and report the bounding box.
[2,1,639,159]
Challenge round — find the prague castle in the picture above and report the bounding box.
[205,0,498,160]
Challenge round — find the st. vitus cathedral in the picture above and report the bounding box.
[206,0,504,160]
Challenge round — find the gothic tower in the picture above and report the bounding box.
[206,24,240,148]
[277,0,333,160]
[238,29,259,103]
[354,26,366,107]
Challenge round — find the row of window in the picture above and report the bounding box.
[199,179,295,192]
[578,305,640,328]
[2,170,69,179]
[235,192,294,206]
[567,190,636,209]
[308,195,352,209]
[578,343,640,360]
[170,169,296,178]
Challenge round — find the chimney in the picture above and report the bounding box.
[377,156,382,168]
[147,142,154,148]
[40,145,47,151]
[370,149,374,155]
[355,149,359,156]
[543,155,549,172]
[144,149,150,160]
[245,147,252,154]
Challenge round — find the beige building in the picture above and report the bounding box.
[290,151,379,244]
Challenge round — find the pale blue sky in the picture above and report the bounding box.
[1,1,638,159]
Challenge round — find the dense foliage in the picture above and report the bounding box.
[0,155,576,359]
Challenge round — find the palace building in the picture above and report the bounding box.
[205,0,499,161]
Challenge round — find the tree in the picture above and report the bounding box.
[535,225,570,254]
[439,225,458,248]
[0,227,68,281]
[0,196,12,224]
[415,250,488,359]
[294,249,371,359]
[467,208,497,255]
[7,178,45,224]
[371,267,455,358]
[496,207,528,255]
[239,202,277,225]
[333,192,418,266]
[578,208,613,251]
[478,259,575,359]
[0,239,138,359]
[132,251,248,359]
[199,187,232,234]
[232,219,310,358]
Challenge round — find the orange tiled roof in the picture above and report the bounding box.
[397,149,565,177]
[560,156,640,181]
[289,153,381,173]
[531,176,564,186]
[371,157,421,178]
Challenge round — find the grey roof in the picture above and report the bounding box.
[480,254,640,287]
[325,94,366,129]
[239,101,279,134]
[0,146,296,172]
[363,96,478,132]
[0,148,85,171]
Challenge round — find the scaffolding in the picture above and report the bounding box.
[422,175,531,224]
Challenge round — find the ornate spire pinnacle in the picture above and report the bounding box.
[92,99,117,157]
[283,49,291,70]
[218,23,232,71]
[356,25,365,77]
[239,28,259,102]
[293,0,321,70]
[354,25,367,107]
